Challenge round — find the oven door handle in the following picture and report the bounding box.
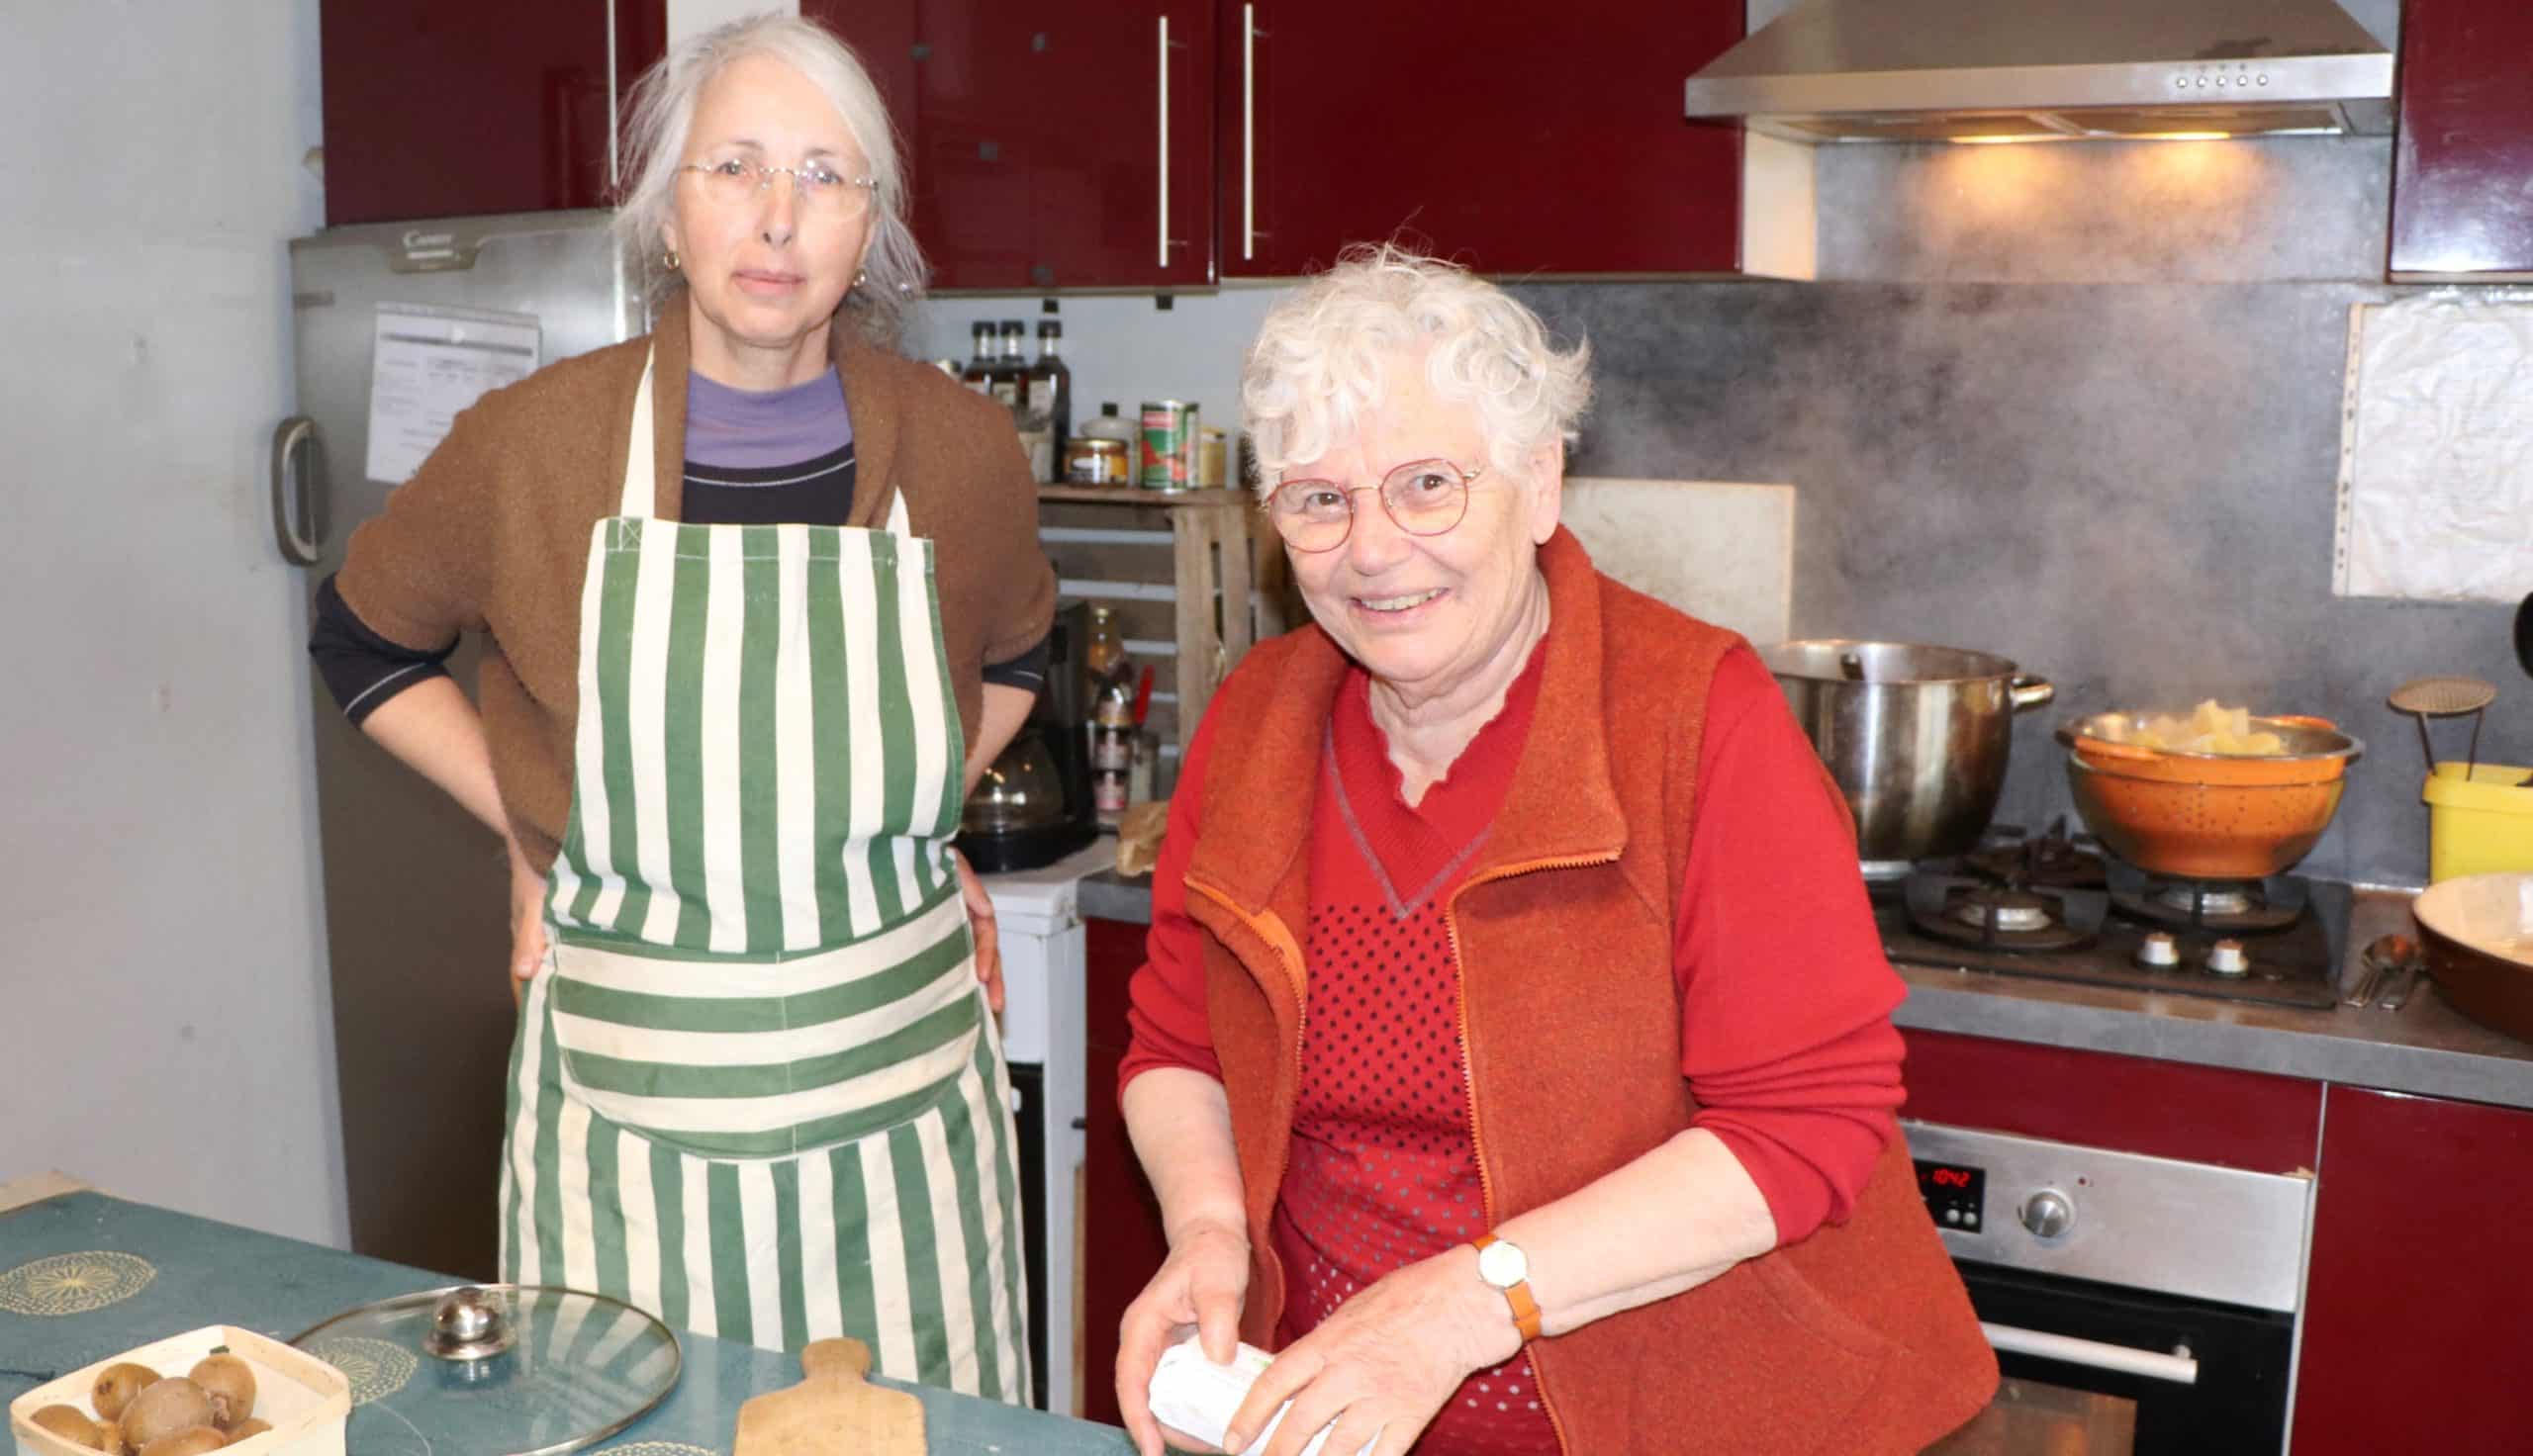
[1981,1321,2200,1386]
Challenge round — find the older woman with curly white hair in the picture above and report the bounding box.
[308,13,1049,1391]
[1112,246,1996,1454]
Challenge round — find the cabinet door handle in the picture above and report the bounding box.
[270,415,323,567]
[1156,13,1171,270]
[1980,1322,2200,1386]
[1242,3,1258,262]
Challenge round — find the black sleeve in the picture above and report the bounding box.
[981,631,1051,694]
[309,573,457,725]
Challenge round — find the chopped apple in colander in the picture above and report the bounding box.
[2099,699,2289,755]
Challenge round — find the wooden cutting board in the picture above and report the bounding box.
[733,1338,925,1456]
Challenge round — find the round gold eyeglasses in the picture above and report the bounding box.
[1266,458,1484,553]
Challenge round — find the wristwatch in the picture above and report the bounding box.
[1471,1234,1543,1342]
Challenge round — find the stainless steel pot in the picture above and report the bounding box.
[1760,640,2055,875]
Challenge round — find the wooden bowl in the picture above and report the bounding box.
[2413,873,2533,1046]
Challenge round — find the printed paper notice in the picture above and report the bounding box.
[365,305,542,485]
[2334,293,2533,602]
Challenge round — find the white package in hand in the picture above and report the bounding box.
[1146,1335,1379,1456]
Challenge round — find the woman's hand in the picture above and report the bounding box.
[951,849,1003,1014]
[1116,1218,1254,1456]
[509,839,548,987]
[1225,1247,1520,1456]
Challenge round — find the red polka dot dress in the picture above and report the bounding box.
[1266,651,1561,1455]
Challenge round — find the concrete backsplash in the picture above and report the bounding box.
[1510,138,2517,888]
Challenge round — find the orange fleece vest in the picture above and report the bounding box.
[1176,528,1997,1454]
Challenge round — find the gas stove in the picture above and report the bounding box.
[1872,823,2350,1010]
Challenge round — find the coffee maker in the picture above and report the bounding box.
[959,598,1099,872]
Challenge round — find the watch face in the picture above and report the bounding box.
[1477,1238,1528,1288]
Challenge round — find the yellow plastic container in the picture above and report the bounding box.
[2424,762,2533,882]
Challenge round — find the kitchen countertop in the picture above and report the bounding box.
[1078,873,2533,1111]
[0,1191,1133,1456]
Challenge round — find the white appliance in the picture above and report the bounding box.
[982,841,1107,1414]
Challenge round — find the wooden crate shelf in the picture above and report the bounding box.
[1036,488,1293,776]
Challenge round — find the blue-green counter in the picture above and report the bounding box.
[0,1193,1132,1456]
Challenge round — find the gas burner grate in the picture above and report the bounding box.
[1904,874,2108,953]
[2104,859,2309,935]
[1962,818,2108,891]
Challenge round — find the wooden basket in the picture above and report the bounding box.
[10,1325,350,1456]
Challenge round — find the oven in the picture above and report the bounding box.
[1908,1121,2310,1453]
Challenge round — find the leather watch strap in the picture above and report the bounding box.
[1472,1234,1545,1342]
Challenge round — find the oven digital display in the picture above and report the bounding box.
[1914,1158,1986,1232]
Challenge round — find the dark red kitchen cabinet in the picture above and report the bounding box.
[2293,1087,2533,1452]
[1217,0,1752,278]
[1081,915,1173,1428]
[319,0,665,226]
[1899,1029,2323,1173]
[798,1,920,145]
[913,1,1216,291]
[2390,0,2533,279]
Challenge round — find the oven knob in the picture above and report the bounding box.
[2137,931,2180,968]
[2208,939,2251,976]
[2019,1189,2075,1239]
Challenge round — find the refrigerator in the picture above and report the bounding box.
[272,212,641,1279]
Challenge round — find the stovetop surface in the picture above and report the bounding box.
[1873,827,2352,1011]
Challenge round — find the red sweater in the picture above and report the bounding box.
[1123,642,1908,1244]
[1132,531,1996,1453]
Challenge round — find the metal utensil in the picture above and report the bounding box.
[2388,676,2495,778]
[2343,934,2403,1007]
[2374,934,2425,1012]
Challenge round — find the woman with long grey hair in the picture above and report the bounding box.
[306,13,1049,1394]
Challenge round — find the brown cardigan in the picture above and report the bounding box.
[1175,529,1997,1454]
[335,296,1057,871]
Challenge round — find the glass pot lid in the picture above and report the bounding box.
[291,1284,681,1456]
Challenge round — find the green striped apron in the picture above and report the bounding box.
[497,349,1030,1403]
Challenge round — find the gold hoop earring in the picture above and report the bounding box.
[663,249,681,271]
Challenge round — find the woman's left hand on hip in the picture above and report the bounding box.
[952,849,1004,1013]
[1225,1246,1522,1456]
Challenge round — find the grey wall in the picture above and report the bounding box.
[0,1,348,1243]
[928,130,2515,889]
[1511,136,2513,889]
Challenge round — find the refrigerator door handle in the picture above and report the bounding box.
[270,414,323,567]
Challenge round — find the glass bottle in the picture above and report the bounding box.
[959,320,996,397]
[1024,312,1073,486]
[1083,606,1135,824]
[990,320,1027,411]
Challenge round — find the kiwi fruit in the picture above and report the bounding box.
[30,1407,104,1449]
[136,1427,226,1456]
[221,1420,270,1446]
[119,1380,216,1451]
[90,1365,161,1423]
[186,1357,255,1430]
[95,1421,130,1456]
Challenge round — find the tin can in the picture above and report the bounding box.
[1197,426,1228,490]
[1139,400,1197,491]
[1066,436,1132,486]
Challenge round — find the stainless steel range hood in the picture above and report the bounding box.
[1685,0,2394,143]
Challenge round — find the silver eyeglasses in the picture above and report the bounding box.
[679,158,879,217]
[1266,458,1486,554]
